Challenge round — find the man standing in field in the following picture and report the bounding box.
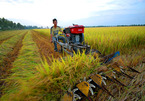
[50,18,65,52]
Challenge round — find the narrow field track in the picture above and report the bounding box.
[0,33,25,64]
[0,31,42,101]
[11,30,41,72]
[32,30,64,63]
[0,32,27,77]
[0,32,27,97]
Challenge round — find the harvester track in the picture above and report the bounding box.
[0,32,27,97]
[61,55,145,101]
[32,30,64,63]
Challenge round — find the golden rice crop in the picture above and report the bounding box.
[84,26,145,54]
[0,26,144,101]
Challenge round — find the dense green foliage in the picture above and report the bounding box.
[0,18,24,30]
[0,18,43,31]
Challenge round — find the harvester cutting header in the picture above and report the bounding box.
[50,19,141,101]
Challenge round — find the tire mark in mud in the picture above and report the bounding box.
[0,32,27,97]
[32,30,64,63]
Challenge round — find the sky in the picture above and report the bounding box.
[0,0,145,27]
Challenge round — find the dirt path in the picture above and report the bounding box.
[0,32,27,97]
[32,30,64,63]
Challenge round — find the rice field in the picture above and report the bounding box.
[0,26,145,101]
[84,27,145,54]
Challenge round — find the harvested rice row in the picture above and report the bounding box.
[0,32,27,97]
[32,30,62,63]
[0,31,26,65]
[0,30,41,101]
[0,30,25,41]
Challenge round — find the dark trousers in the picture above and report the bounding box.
[53,36,65,51]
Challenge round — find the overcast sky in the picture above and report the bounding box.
[0,0,145,27]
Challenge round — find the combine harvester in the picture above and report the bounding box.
[53,25,140,101]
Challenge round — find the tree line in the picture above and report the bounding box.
[1,17,145,30]
[0,17,25,30]
[0,17,43,31]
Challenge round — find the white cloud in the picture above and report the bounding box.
[0,0,144,27]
